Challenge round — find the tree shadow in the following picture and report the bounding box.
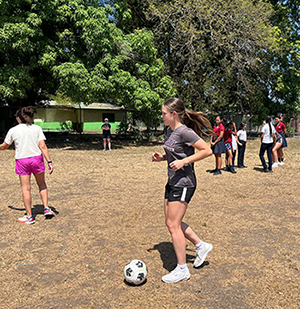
[147,242,198,272]
[8,204,59,219]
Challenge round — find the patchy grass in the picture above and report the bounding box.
[0,137,299,308]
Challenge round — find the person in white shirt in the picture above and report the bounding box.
[237,122,247,168]
[259,117,276,173]
[0,106,54,224]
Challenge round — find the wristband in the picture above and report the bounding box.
[48,161,52,164]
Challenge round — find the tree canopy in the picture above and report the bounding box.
[0,0,175,128]
[112,0,300,121]
[1,0,299,128]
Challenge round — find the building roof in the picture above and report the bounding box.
[38,100,127,111]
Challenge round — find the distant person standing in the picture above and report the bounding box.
[0,106,54,224]
[210,115,226,175]
[274,116,287,165]
[101,118,112,151]
[272,131,283,168]
[237,122,247,168]
[223,121,237,173]
[259,117,276,173]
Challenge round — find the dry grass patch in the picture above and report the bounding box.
[0,137,299,308]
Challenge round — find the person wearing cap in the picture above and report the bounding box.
[101,118,112,151]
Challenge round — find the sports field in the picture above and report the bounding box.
[0,136,299,308]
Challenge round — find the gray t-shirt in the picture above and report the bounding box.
[163,124,200,188]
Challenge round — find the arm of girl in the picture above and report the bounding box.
[0,142,10,150]
[169,139,212,171]
[152,151,165,162]
[39,140,53,174]
[272,133,276,144]
[233,122,237,135]
[211,130,224,146]
[260,133,265,143]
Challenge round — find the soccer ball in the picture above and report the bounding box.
[124,259,148,285]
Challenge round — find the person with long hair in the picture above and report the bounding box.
[210,115,226,175]
[223,121,237,173]
[0,106,54,224]
[259,117,276,173]
[274,116,287,165]
[272,131,283,168]
[152,98,214,283]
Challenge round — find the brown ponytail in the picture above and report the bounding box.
[163,97,214,137]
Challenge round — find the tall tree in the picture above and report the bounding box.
[112,0,299,121]
[266,0,300,118]
[0,0,175,128]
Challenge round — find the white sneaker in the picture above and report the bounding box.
[18,215,35,225]
[103,149,106,151]
[194,242,213,268]
[272,162,279,168]
[278,161,284,165]
[162,267,190,283]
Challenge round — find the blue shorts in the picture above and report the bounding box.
[165,183,196,204]
[225,142,232,150]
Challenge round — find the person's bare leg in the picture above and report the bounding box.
[34,172,48,208]
[19,175,32,216]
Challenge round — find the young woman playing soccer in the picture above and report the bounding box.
[274,116,287,165]
[152,97,214,283]
[0,107,54,224]
[210,115,226,175]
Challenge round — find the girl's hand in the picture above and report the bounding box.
[152,152,164,162]
[48,162,53,174]
[169,160,184,171]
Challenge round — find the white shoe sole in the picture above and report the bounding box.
[194,244,213,267]
[162,273,190,283]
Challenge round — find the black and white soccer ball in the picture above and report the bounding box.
[124,259,148,285]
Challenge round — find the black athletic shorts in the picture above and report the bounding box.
[165,183,196,203]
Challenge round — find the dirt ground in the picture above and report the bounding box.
[0,135,299,309]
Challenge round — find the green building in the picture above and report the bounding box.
[34,101,128,133]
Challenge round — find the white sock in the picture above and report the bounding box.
[195,241,204,250]
[177,263,188,272]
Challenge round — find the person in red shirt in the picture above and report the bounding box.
[274,116,287,165]
[210,115,226,175]
[223,121,237,173]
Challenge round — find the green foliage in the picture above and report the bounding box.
[0,0,174,128]
[112,0,300,119]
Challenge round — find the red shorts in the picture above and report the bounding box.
[15,155,45,176]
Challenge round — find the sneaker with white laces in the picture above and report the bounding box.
[44,207,55,216]
[162,267,190,283]
[194,242,213,268]
[18,215,35,225]
[272,162,279,168]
